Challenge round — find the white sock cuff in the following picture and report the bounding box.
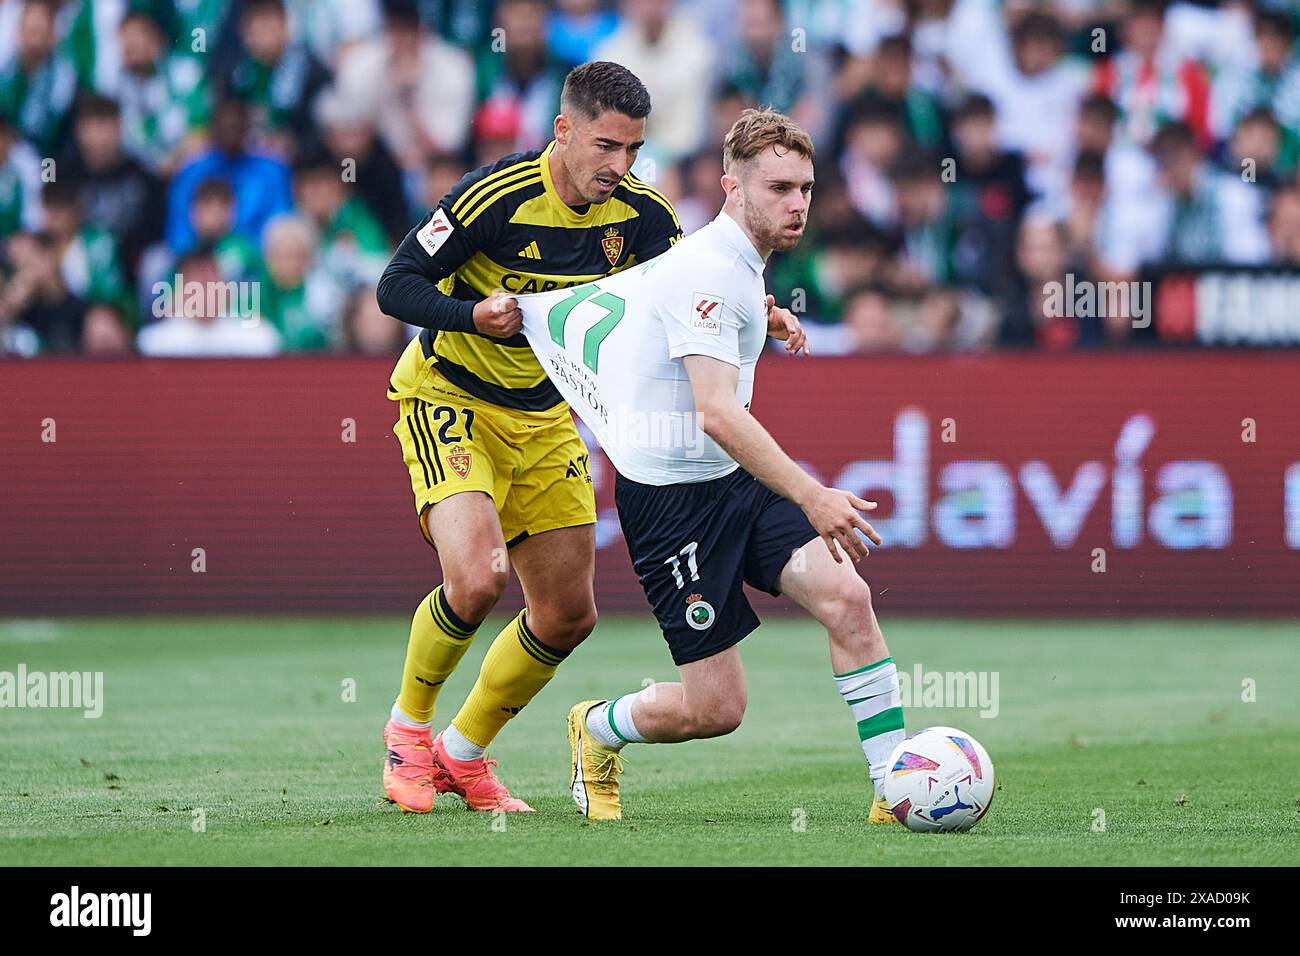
[442,722,485,761]
[834,658,898,698]
[609,690,649,744]
[391,701,433,729]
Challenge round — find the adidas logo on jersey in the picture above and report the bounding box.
[518,240,542,260]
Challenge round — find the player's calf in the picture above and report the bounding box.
[567,658,747,818]
[788,554,888,666]
[625,647,747,742]
[619,681,745,741]
[777,542,904,819]
[613,667,741,746]
[685,705,744,739]
[388,523,504,730]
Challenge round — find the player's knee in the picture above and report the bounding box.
[572,601,598,640]
[444,571,507,623]
[527,598,597,651]
[817,575,874,631]
[844,577,874,616]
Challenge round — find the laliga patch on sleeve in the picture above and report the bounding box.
[416,208,455,257]
[691,292,723,335]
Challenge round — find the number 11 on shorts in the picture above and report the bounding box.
[664,541,700,589]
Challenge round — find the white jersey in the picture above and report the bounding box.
[518,212,770,486]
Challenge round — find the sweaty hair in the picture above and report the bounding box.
[721,107,814,176]
[560,61,652,121]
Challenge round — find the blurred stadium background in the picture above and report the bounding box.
[4,0,1300,356]
[2,0,1299,619]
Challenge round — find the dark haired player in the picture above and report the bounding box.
[373,62,686,813]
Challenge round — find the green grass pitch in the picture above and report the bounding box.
[1,615,1297,866]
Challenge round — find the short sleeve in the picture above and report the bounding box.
[658,281,744,367]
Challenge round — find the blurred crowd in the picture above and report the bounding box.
[1,0,1298,357]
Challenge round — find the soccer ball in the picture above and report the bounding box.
[882,727,995,832]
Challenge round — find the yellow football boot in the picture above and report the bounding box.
[567,700,625,820]
[869,795,900,825]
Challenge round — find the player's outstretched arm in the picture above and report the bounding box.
[683,354,881,562]
[376,213,479,333]
[376,206,520,338]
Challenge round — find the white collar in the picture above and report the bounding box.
[713,210,766,276]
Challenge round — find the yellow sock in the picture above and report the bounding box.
[395,586,481,723]
[451,611,568,747]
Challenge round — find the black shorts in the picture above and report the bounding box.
[615,467,818,666]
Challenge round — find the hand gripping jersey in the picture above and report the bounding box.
[518,213,770,486]
[381,142,682,412]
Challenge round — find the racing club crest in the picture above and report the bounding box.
[685,593,715,631]
[446,444,472,479]
[601,226,624,267]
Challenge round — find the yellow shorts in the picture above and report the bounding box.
[389,343,595,548]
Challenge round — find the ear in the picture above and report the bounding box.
[554,113,569,145]
[721,173,741,204]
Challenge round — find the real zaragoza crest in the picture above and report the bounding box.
[446,444,472,479]
[601,226,624,266]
